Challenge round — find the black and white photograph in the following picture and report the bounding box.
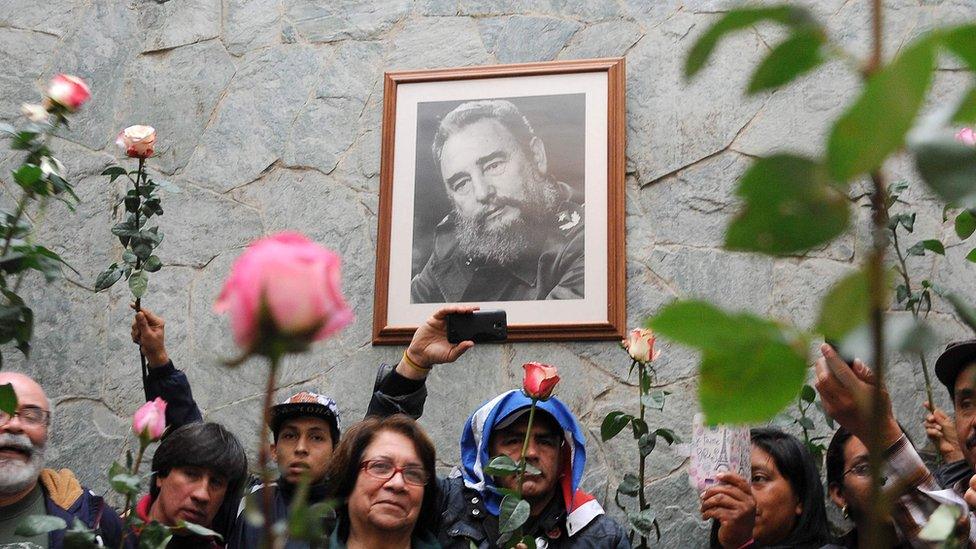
[409,94,586,304]
[373,59,626,343]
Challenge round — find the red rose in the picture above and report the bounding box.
[522,362,560,400]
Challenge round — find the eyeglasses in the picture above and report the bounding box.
[0,406,50,427]
[359,460,428,486]
[842,462,888,486]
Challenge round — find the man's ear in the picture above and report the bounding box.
[270,442,278,462]
[529,136,547,175]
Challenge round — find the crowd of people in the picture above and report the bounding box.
[3,302,976,548]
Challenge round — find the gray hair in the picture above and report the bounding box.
[431,99,537,165]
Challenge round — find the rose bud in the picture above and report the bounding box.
[522,362,560,401]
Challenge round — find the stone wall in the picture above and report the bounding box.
[2,0,975,545]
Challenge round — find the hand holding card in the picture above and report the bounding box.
[688,413,751,494]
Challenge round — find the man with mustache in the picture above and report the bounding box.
[436,390,629,548]
[0,372,126,548]
[411,99,585,304]
[933,340,976,510]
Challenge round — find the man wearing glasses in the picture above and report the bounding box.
[0,372,126,548]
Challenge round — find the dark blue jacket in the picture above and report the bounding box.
[39,468,126,548]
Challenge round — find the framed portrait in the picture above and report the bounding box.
[372,58,626,344]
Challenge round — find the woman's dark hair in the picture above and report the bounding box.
[751,427,829,547]
[149,422,248,540]
[825,426,854,488]
[709,427,829,548]
[325,414,439,541]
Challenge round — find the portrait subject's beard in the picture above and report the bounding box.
[0,432,46,496]
[455,177,559,267]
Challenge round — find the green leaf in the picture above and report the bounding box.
[137,521,172,549]
[15,515,67,536]
[108,461,126,480]
[638,433,657,457]
[654,428,680,444]
[94,266,122,291]
[601,411,633,441]
[101,166,128,181]
[649,300,808,424]
[941,24,976,71]
[907,239,945,256]
[685,5,815,79]
[110,473,141,495]
[956,210,976,239]
[827,37,936,182]
[128,270,148,299]
[800,384,816,403]
[798,416,815,430]
[631,417,649,439]
[725,154,849,255]
[617,473,640,496]
[918,503,963,542]
[816,270,870,341]
[946,292,976,334]
[628,509,658,537]
[954,87,976,124]
[484,455,520,477]
[13,164,43,191]
[177,521,222,542]
[498,495,530,534]
[912,135,976,207]
[967,248,976,263]
[144,255,162,272]
[0,383,16,415]
[747,28,825,94]
[641,390,668,411]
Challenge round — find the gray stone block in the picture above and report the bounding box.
[284,0,411,42]
[224,0,281,56]
[489,16,582,63]
[138,0,220,53]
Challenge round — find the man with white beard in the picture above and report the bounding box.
[411,99,585,304]
[0,372,125,548]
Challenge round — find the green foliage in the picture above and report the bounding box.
[177,521,222,542]
[956,210,976,239]
[14,515,66,536]
[627,509,660,540]
[498,495,530,534]
[649,300,808,424]
[137,521,173,549]
[828,37,936,182]
[96,161,167,300]
[0,111,80,366]
[816,270,870,341]
[725,154,849,255]
[684,5,817,81]
[747,28,826,94]
[601,411,633,441]
[911,134,976,208]
[906,239,945,256]
[0,382,15,414]
[484,455,520,476]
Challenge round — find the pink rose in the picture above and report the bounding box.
[44,74,90,112]
[214,232,354,355]
[623,328,661,364]
[133,398,167,441]
[116,125,156,158]
[956,128,976,147]
[522,362,560,400]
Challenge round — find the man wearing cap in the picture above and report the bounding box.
[815,343,976,544]
[932,339,976,506]
[436,390,629,548]
[131,305,478,548]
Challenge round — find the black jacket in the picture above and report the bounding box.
[436,476,630,548]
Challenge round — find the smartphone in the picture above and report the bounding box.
[825,338,855,366]
[446,310,507,344]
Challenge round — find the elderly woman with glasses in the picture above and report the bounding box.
[325,415,441,549]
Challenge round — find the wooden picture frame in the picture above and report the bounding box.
[372,58,626,344]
